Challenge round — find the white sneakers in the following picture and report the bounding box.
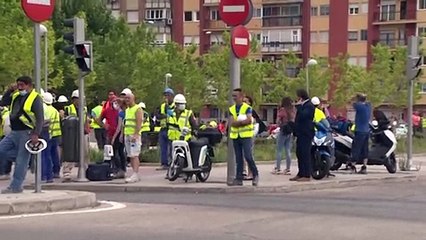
[125,173,140,183]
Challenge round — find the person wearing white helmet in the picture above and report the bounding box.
[139,102,151,148]
[54,95,68,119]
[311,96,327,125]
[167,94,197,144]
[42,92,62,182]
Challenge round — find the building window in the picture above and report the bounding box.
[210,9,220,20]
[360,29,368,40]
[420,83,426,93]
[311,6,318,16]
[319,31,329,43]
[380,4,396,21]
[418,27,426,36]
[420,0,426,9]
[127,11,139,23]
[194,11,200,21]
[111,10,120,19]
[253,8,262,18]
[320,5,329,16]
[263,4,301,17]
[348,57,357,66]
[310,31,318,43]
[146,9,164,20]
[358,57,367,68]
[349,4,359,15]
[348,31,358,41]
[184,11,192,21]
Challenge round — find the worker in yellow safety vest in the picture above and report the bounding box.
[228,88,258,186]
[167,94,197,142]
[139,102,151,149]
[157,88,175,170]
[91,101,106,150]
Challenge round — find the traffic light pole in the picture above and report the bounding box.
[405,36,417,170]
[34,23,42,193]
[226,48,240,186]
[76,71,88,182]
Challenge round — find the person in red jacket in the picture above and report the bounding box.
[98,90,119,144]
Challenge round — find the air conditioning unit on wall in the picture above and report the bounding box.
[166,18,173,25]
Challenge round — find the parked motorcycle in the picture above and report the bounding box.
[167,128,222,182]
[311,122,334,180]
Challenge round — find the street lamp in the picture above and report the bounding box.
[165,73,172,88]
[39,24,48,91]
[305,58,318,95]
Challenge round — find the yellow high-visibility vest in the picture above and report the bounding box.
[160,102,175,128]
[0,108,8,137]
[313,108,326,123]
[229,103,254,139]
[141,110,151,133]
[46,105,61,137]
[10,89,39,129]
[167,109,192,141]
[90,105,103,129]
[124,104,141,136]
[64,104,87,117]
[422,118,426,128]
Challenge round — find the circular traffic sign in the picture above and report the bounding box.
[21,0,55,23]
[231,25,250,59]
[219,0,252,27]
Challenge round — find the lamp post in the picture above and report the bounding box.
[165,73,172,88]
[39,24,48,91]
[305,59,318,95]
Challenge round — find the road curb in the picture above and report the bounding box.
[0,190,98,216]
[31,175,418,194]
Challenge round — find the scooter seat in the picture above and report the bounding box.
[189,138,209,148]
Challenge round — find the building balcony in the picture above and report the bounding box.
[203,0,219,6]
[262,16,302,27]
[373,10,418,25]
[373,38,407,48]
[262,0,303,3]
[261,41,302,54]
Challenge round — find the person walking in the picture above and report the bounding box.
[228,88,259,186]
[41,92,61,182]
[91,100,106,150]
[123,93,143,183]
[0,76,44,193]
[290,89,315,182]
[273,97,295,175]
[157,88,175,170]
[110,98,127,179]
[349,93,371,174]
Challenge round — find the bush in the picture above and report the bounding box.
[89,148,103,163]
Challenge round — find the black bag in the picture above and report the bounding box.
[280,121,295,135]
[86,163,113,181]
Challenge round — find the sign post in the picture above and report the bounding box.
[21,0,55,193]
[219,0,252,185]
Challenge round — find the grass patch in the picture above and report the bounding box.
[396,136,426,154]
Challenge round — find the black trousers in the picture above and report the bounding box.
[296,135,313,178]
[113,138,126,172]
[94,128,106,150]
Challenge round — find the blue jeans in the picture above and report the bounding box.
[159,129,170,166]
[0,130,31,191]
[233,137,258,181]
[42,137,59,180]
[276,133,292,170]
[50,137,60,175]
[0,135,12,175]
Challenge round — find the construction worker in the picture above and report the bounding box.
[55,95,68,119]
[0,106,11,180]
[91,100,106,150]
[42,92,62,182]
[139,102,151,149]
[167,94,197,142]
[311,97,328,126]
[157,88,175,170]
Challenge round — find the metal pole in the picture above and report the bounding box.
[406,79,414,169]
[76,71,88,181]
[306,66,309,94]
[34,23,42,193]
[165,76,168,88]
[226,50,240,186]
[44,35,48,91]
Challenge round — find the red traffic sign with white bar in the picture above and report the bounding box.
[219,0,253,26]
[231,25,250,59]
[21,0,55,23]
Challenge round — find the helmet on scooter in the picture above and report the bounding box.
[311,96,320,106]
[174,94,186,104]
[25,139,47,154]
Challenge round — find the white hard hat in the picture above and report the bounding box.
[174,94,186,104]
[139,102,146,109]
[57,95,68,103]
[120,88,132,96]
[25,139,47,154]
[71,89,79,98]
[43,92,54,105]
[311,96,320,105]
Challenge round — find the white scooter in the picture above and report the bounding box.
[167,128,222,182]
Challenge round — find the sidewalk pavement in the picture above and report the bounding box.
[22,160,420,194]
[0,190,97,215]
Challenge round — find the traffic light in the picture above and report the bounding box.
[62,17,85,55]
[75,41,93,72]
[406,36,423,81]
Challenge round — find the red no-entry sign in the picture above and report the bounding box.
[231,25,250,59]
[21,0,55,22]
[219,0,253,26]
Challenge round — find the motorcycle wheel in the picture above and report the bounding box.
[384,153,397,174]
[168,155,184,181]
[196,155,212,182]
[312,155,331,180]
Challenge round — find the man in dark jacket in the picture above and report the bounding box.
[290,89,315,182]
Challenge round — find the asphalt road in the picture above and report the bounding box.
[1,177,426,240]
